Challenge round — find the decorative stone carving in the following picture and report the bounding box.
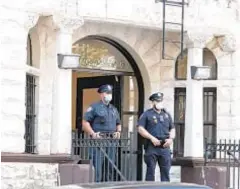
[24,13,39,31]
[53,14,84,33]
[72,40,134,72]
[79,56,133,72]
[218,34,239,52]
[184,30,214,48]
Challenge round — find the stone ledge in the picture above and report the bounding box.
[175,157,233,167]
[1,153,74,164]
[181,166,227,189]
[174,157,205,167]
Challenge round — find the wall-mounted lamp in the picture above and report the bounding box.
[191,66,211,80]
[57,54,80,69]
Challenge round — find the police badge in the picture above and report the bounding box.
[160,115,164,122]
[153,116,158,124]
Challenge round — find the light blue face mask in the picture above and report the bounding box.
[103,94,112,104]
[155,102,163,110]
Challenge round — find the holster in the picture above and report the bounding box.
[145,136,170,149]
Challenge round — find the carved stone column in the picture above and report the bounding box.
[218,34,240,139]
[0,12,39,153]
[184,32,213,158]
[50,15,84,154]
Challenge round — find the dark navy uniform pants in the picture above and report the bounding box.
[144,147,171,182]
[89,146,116,182]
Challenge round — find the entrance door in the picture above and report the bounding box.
[72,37,144,180]
[76,75,121,131]
[74,75,139,181]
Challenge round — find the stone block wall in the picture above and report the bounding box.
[1,163,59,189]
[1,1,240,186]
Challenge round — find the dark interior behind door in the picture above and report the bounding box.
[76,75,121,131]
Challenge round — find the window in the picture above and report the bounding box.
[175,48,217,80]
[27,35,32,66]
[25,34,37,153]
[173,88,186,157]
[203,88,217,143]
[173,87,217,157]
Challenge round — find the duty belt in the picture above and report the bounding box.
[144,136,170,149]
[99,132,116,139]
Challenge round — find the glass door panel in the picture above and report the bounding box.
[120,76,139,181]
[122,76,139,112]
[121,76,139,133]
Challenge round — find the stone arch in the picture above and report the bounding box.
[73,22,157,109]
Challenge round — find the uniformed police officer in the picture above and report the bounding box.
[137,92,175,182]
[82,84,122,182]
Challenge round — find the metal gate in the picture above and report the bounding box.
[72,130,137,182]
[204,139,240,189]
[25,74,37,153]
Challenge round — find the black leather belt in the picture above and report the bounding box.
[145,136,169,149]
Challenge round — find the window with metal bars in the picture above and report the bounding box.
[173,88,186,157]
[203,88,217,144]
[173,87,217,157]
[25,74,37,153]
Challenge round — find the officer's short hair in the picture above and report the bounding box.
[97,84,113,94]
[149,92,164,102]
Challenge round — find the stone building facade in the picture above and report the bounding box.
[1,0,240,188]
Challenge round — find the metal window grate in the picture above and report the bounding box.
[173,87,217,157]
[204,139,240,189]
[173,88,186,157]
[203,88,217,144]
[25,74,37,153]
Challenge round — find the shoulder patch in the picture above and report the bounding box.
[86,107,92,112]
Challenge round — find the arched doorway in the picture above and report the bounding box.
[71,35,144,181]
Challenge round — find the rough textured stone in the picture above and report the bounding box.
[1,0,240,187]
[1,163,58,189]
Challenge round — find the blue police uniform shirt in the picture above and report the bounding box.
[137,108,174,139]
[83,101,121,132]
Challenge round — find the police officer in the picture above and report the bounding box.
[137,92,175,182]
[82,84,121,182]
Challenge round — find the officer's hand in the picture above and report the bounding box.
[91,132,101,139]
[113,132,121,139]
[163,138,173,148]
[150,136,161,146]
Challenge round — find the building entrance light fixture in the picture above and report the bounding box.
[190,66,211,80]
[57,53,80,69]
